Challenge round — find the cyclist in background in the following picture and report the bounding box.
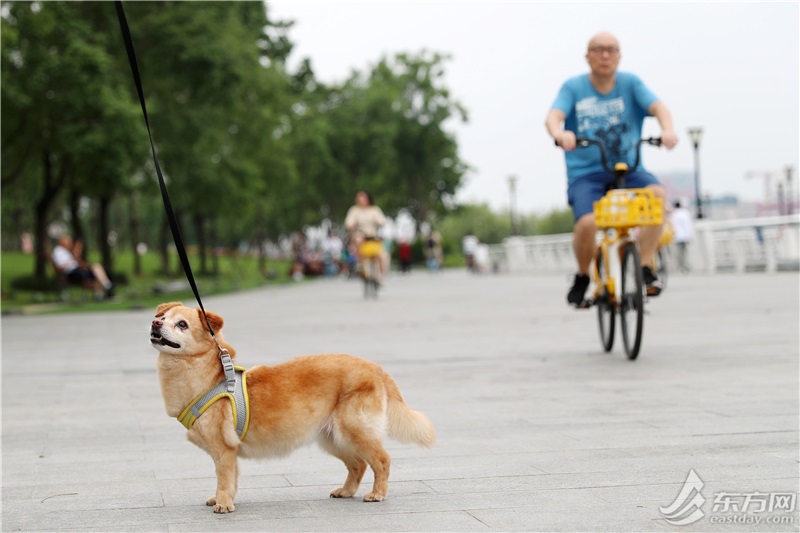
[344,190,387,279]
[545,31,678,307]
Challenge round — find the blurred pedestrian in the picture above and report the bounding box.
[474,241,491,274]
[424,229,443,271]
[322,230,343,277]
[398,239,413,273]
[462,230,478,273]
[669,200,694,272]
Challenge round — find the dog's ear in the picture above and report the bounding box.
[155,302,183,317]
[198,309,224,334]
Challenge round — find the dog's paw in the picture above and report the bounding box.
[206,496,216,506]
[362,491,385,502]
[213,500,235,513]
[330,487,355,498]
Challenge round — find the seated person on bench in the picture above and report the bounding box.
[52,235,113,299]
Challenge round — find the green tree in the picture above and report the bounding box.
[120,1,295,274]
[1,1,146,282]
[438,203,512,246]
[285,51,469,229]
[532,208,574,235]
[381,52,469,222]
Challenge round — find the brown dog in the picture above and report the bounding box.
[150,302,435,513]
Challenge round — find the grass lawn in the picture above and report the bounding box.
[1,250,293,315]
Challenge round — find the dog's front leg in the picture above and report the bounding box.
[206,448,238,513]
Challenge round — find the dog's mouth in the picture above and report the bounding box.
[150,326,181,349]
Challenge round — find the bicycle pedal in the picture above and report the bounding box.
[571,299,592,310]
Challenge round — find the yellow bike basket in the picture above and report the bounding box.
[359,240,383,258]
[593,188,664,228]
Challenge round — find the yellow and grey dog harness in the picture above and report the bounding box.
[177,366,251,440]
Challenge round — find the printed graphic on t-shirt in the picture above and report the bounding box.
[576,96,628,163]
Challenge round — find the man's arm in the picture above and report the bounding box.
[648,101,678,149]
[545,109,576,151]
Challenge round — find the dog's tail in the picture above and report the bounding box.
[384,375,436,447]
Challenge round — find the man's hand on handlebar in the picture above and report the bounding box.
[554,130,577,151]
[660,129,678,150]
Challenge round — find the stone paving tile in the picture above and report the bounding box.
[166,510,487,532]
[2,271,798,532]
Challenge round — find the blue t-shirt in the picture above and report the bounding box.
[551,72,659,183]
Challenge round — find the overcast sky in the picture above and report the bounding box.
[268,1,799,214]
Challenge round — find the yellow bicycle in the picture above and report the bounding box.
[358,238,383,299]
[580,137,664,360]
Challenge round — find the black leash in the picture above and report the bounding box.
[115,1,235,392]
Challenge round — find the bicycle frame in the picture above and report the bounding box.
[594,228,632,304]
[563,136,664,360]
[576,136,662,303]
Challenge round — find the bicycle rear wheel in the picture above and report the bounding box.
[620,242,645,360]
[595,248,615,352]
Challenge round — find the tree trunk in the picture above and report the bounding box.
[159,212,170,275]
[6,187,25,252]
[68,187,85,252]
[33,150,67,283]
[33,200,50,283]
[210,217,219,276]
[129,192,142,276]
[256,232,267,277]
[97,195,113,276]
[194,214,207,275]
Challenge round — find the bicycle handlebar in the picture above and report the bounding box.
[553,136,662,174]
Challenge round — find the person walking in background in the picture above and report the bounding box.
[321,230,344,277]
[669,200,694,273]
[424,229,443,271]
[397,239,413,273]
[546,31,678,307]
[461,230,479,273]
[51,234,114,299]
[474,240,491,274]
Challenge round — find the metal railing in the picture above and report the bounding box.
[488,214,800,275]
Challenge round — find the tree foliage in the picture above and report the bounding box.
[1,1,480,286]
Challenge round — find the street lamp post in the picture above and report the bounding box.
[688,128,704,219]
[786,166,794,215]
[508,175,518,235]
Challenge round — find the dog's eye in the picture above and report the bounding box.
[177,320,188,329]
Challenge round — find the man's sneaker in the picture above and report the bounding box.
[567,273,591,308]
[643,265,663,297]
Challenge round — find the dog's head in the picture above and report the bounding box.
[150,302,225,356]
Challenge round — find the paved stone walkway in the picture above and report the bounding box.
[2,270,798,531]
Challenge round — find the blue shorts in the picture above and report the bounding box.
[567,170,661,222]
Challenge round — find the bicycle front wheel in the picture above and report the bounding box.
[363,258,379,299]
[595,248,615,352]
[620,242,644,360]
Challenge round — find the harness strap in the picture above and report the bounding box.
[177,367,250,439]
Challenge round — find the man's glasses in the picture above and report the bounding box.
[589,46,620,56]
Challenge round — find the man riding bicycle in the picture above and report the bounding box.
[344,190,387,282]
[545,31,678,307]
